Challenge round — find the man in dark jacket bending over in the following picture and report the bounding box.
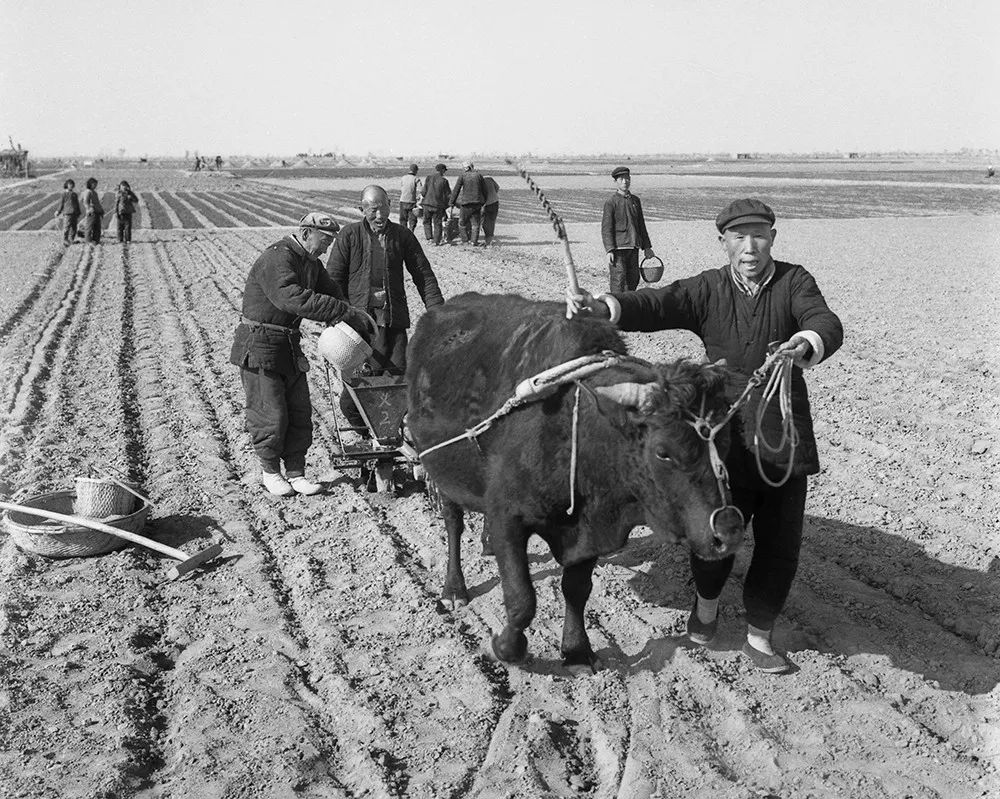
[327,185,444,438]
[230,212,372,497]
[569,198,843,673]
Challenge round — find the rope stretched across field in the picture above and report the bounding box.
[506,160,579,298]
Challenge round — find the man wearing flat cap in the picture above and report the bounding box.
[601,166,657,292]
[420,163,451,245]
[230,212,373,497]
[449,160,487,246]
[568,197,843,674]
[399,163,422,232]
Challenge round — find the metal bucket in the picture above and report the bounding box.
[319,322,373,374]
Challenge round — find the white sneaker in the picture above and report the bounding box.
[261,472,295,497]
[288,476,323,496]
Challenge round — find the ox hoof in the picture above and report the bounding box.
[562,651,604,676]
[491,631,528,664]
[438,595,469,612]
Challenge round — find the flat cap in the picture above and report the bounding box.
[409,163,419,173]
[715,198,775,232]
[298,211,341,236]
[611,166,630,179]
[435,162,447,172]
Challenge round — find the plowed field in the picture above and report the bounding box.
[0,168,998,799]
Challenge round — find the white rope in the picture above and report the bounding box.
[567,384,582,515]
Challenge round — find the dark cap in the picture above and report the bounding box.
[611,166,630,180]
[409,163,418,174]
[715,198,775,232]
[298,212,341,236]
[435,162,447,172]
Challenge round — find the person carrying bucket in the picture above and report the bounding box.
[229,212,374,497]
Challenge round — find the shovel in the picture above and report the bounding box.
[0,500,223,580]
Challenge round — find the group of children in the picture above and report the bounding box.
[54,178,139,245]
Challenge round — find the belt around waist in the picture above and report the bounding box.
[242,316,300,335]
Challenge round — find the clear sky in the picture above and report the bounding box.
[2,0,997,157]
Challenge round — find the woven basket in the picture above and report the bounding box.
[74,477,137,517]
[3,490,150,558]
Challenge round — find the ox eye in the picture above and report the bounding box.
[655,448,674,463]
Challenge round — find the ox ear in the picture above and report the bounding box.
[593,382,661,415]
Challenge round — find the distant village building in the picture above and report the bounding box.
[0,146,29,177]
[735,153,755,160]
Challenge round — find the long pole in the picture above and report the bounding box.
[507,161,580,313]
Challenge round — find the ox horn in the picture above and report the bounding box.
[593,382,660,414]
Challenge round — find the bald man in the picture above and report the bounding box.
[326,186,444,433]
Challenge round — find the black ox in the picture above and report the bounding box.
[406,293,745,670]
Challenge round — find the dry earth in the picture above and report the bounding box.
[0,168,998,799]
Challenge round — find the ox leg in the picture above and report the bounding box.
[440,498,469,610]
[560,557,603,673]
[491,517,534,663]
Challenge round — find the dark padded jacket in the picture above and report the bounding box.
[601,192,651,252]
[57,190,80,216]
[615,261,843,480]
[229,236,354,375]
[326,219,444,330]
[421,173,451,210]
[449,169,486,206]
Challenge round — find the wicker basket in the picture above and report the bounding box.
[3,490,150,558]
[74,477,137,517]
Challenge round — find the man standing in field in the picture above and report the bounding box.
[568,198,843,673]
[601,166,656,292]
[399,163,421,232]
[54,179,80,246]
[449,161,487,246]
[81,177,105,244]
[230,212,373,497]
[327,185,444,377]
[481,174,500,246]
[420,163,451,245]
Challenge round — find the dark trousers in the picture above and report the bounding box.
[482,202,499,243]
[117,213,133,242]
[83,213,102,244]
[690,475,808,630]
[240,366,312,474]
[458,203,483,245]
[62,214,79,244]
[340,326,408,428]
[609,248,640,292]
[422,208,445,243]
[398,202,418,231]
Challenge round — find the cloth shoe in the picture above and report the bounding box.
[741,641,792,674]
[261,471,295,497]
[288,476,323,496]
[686,600,718,646]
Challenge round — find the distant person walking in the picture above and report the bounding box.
[601,166,656,292]
[193,156,202,172]
[420,163,451,245]
[81,178,104,244]
[54,179,80,246]
[215,155,223,171]
[481,175,500,246]
[399,163,422,232]
[115,181,139,243]
[449,161,487,246]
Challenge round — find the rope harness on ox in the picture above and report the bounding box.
[416,349,798,519]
